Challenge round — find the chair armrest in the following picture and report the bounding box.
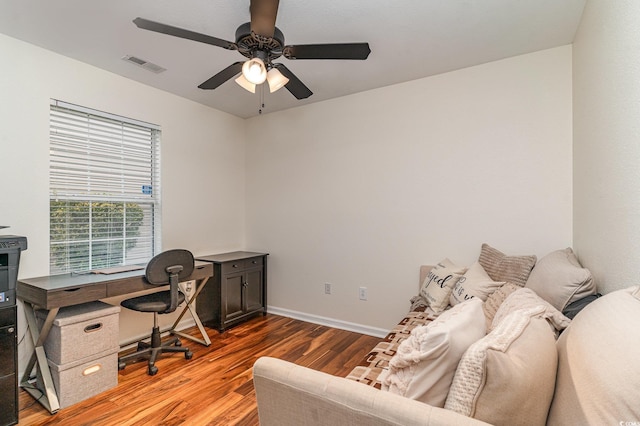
[253,357,490,426]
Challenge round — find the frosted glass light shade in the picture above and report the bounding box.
[267,68,289,93]
[235,74,256,93]
[242,58,267,84]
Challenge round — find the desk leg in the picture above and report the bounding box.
[20,304,60,414]
[170,278,211,346]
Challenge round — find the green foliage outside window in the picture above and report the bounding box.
[50,200,144,272]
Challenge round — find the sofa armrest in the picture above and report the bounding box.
[253,357,489,426]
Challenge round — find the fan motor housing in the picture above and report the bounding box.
[235,22,284,61]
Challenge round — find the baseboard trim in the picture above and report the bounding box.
[267,306,389,338]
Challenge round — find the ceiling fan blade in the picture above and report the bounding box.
[283,43,371,60]
[198,62,244,90]
[133,17,236,50]
[273,63,313,99]
[250,0,279,38]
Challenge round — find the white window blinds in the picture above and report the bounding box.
[49,100,161,274]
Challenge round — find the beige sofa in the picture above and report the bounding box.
[254,247,640,425]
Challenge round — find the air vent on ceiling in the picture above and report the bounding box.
[121,55,166,74]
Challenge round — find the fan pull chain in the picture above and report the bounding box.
[258,83,265,114]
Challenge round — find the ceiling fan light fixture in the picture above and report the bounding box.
[242,57,267,84]
[235,74,256,93]
[266,67,289,93]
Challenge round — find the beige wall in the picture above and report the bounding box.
[573,0,640,294]
[245,46,574,332]
[0,34,246,369]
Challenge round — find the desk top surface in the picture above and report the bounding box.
[18,261,213,292]
[196,251,268,264]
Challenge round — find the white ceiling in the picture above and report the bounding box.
[0,0,585,119]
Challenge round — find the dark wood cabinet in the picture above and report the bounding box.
[195,251,268,332]
[0,306,17,426]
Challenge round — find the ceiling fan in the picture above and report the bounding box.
[133,0,371,100]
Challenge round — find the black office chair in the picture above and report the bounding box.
[118,249,194,376]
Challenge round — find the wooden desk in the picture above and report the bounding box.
[17,261,214,414]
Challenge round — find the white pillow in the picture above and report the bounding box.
[450,261,506,306]
[419,258,467,313]
[382,298,486,407]
[491,287,571,334]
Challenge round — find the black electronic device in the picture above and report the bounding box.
[0,306,17,426]
[0,235,27,308]
[0,233,26,426]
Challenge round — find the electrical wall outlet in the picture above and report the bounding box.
[359,286,368,301]
[324,282,332,295]
[184,280,194,297]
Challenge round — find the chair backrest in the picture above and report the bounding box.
[145,249,194,313]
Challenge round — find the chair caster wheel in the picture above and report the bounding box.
[148,365,158,376]
[175,339,182,347]
[118,361,126,370]
[185,351,193,360]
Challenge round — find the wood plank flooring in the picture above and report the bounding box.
[18,314,381,426]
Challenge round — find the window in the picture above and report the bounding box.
[49,100,161,274]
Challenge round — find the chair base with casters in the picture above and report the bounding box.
[117,291,193,375]
[118,249,196,376]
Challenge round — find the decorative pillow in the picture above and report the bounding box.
[482,282,520,328]
[491,287,571,334]
[419,259,466,313]
[548,286,640,425]
[562,293,602,319]
[450,261,506,306]
[478,243,536,287]
[445,309,558,425]
[382,299,486,407]
[525,247,596,311]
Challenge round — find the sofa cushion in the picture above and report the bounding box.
[491,287,570,334]
[382,299,486,407]
[525,247,596,311]
[548,286,640,425]
[450,261,506,306]
[419,258,466,313]
[445,308,558,425]
[482,282,519,329]
[477,243,536,287]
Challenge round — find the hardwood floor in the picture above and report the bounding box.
[18,314,381,425]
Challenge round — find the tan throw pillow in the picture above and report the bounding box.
[382,299,486,407]
[525,247,596,311]
[444,309,558,426]
[548,286,640,425]
[450,261,506,306]
[482,282,520,329]
[419,258,466,313]
[478,243,536,287]
[491,287,571,334]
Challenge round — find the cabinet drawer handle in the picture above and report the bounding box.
[252,260,258,264]
[232,264,239,268]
